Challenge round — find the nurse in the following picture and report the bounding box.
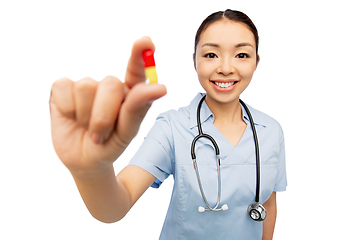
[50,9,287,240]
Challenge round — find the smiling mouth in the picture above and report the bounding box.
[211,81,239,88]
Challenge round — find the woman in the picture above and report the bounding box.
[50,9,287,239]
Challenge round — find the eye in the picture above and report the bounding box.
[204,53,217,58]
[236,53,250,58]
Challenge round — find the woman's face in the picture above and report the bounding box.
[194,19,258,104]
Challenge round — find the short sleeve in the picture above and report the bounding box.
[129,113,174,188]
[274,129,287,192]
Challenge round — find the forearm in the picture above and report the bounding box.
[71,166,131,223]
[262,192,277,240]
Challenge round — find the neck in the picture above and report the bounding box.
[205,96,243,125]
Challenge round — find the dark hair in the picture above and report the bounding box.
[194,9,259,62]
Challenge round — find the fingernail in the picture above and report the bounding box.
[91,132,104,144]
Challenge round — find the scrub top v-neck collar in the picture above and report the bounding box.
[188,93,265,162]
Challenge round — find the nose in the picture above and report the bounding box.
[217,57,235,76]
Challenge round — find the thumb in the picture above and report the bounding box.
[114,82,167,146]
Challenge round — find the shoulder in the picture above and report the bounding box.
[245,104,284,140]
[252,108,281,128]
[249,106,281,128]
[155,95,197,126]
[156,92,203,125]
[157,105,190,123]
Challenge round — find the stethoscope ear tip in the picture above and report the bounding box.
[198,206,206,212]
[198,204,229,212]
[221,204,228,211]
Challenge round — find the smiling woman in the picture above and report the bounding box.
[50,9,286,240]
[194,19,258,104]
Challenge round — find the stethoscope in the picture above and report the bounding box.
[191,95,267,222]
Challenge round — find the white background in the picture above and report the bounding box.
[1,0,350,239]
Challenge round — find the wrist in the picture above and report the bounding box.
[69,163,115,181]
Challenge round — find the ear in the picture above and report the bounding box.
[256,54,260,67]
[193,53,197,71]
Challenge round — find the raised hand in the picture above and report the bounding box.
[50,37,167,175]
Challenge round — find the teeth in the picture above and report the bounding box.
[215,82,235,88]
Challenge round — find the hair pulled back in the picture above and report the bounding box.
[194,9,259,61]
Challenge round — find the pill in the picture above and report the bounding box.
[142,49,158,84]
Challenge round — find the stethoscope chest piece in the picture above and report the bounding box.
[248,203,267,222]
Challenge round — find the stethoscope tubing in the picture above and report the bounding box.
[239,98,260,203]
[191,96,222,211]
[191,95,261,210]
[193,153,222,211]
[191,96,220,159]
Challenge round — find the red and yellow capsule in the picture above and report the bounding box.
[142,49,158,84]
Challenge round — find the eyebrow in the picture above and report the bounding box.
[201,42,254,49]
[235,42,254,48]
[201,43,220,48]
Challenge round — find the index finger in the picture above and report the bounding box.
[124,36,155,89]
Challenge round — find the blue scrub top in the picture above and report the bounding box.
[129,93,287,240]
